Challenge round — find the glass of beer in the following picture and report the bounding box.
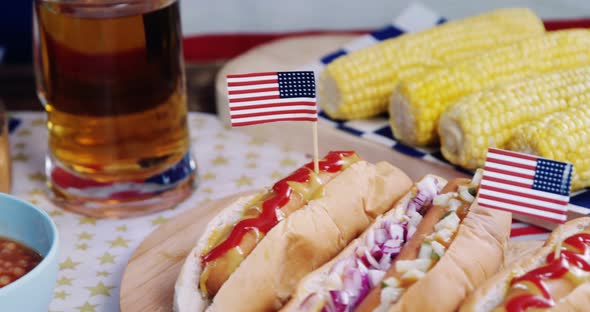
[33,0,197,218]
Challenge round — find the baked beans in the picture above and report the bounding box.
[0,237,43,288]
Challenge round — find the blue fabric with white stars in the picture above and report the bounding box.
[532,159,573,196]
[277,72,316,99]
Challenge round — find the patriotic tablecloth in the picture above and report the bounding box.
[5,111,549,312]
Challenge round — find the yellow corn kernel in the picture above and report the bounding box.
[319,8,545,120]
[391,29,590,146]
[437,66,590,171]
[507,105,590,191]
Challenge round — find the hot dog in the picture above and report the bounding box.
[460,217,590,312]
[280,174,449,312]
[174,151,413,312]
[353,170,512,312]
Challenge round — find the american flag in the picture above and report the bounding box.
[478,148,573,224]
[226,71,318,127]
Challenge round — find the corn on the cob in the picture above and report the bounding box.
[438,66,590,171]
[390,29,590,147]
[318,8,545,120]
[506,105,590,191]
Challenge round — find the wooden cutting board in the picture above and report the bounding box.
[119,192,544,312]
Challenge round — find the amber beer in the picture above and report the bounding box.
[34,0,195,217]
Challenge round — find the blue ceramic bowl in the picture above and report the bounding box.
[0,193,59,312]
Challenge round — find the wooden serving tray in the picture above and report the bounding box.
[119,193,544,312]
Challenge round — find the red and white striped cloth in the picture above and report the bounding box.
[510,221,550,241]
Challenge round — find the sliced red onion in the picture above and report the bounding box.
[329,290,349,312]
[383,239,402,254]
[355,245,366,258]
[379,253,393,270]
[366,228,375,249]
[343,267,361,291]
[356,258,369,274]
[364,249,381,269]
[374,228,388,245]
[352,273,371,308]
[388,223,404,241]
[370,245,383,262]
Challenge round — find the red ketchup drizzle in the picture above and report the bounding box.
[201,151,355,264]
[505,233,590,312]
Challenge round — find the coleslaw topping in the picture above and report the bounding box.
[297,176,444,312]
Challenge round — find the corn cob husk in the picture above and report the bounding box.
[390,29,590,147]
[507,105,590,191]
[318,8,545,120]
[438,66,590,172]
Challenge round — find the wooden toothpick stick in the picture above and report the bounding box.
[312,121,319,174]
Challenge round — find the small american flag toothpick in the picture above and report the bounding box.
[226,70,320,173]
[226,71,318,127]
[477,148,573,224]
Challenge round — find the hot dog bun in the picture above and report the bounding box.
[385,202,511,312]
[174,160,412,312]
[355,178,469,312]
[460,217,590,312]
[359,172,512,312]
[281,174,448,312]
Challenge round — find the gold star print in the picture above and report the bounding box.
[54,290,69,300]
[280,158,297,167]
[76,302,97,312]
[32,118,46,126]
[17,129,32,137]
[199,198,212,205]
[271,171,285,180]
[201,187,213,194]
[108,236,130,248]
[193,118,206,128]
[12,153,29,162]
[27,172,46,182]
[56,276,74,287]
[235,175,253,187]
[79,217,97,225]
[86,281,115,297]
[212,156,228,166]
[116,225,128,232]
[97,252,116,265]
[14,142,26,149]
[28,188,44,196]
[78,232,93,240]
[248,137,266,146]
[214,144,224,150]
[59,258,80,270]
[247,162,257,169]
[215,132,227,139]
[245,152,259,159]
[282,145,293,153]
[27,198,39,205]
[76,243,89,251]
[202,172,216,181]
[96,271,110,277]
[49,210,64,217]
[151,216,169,226]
